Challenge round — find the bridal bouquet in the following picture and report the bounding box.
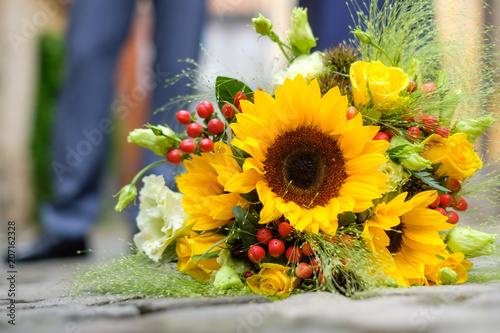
[88,0,499,298]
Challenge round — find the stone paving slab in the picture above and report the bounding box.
[2,223,500,333]
[2,282,500,333]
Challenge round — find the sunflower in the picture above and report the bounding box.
[363,191,452,286]
[176,142,245,231]
[224,74,390,234]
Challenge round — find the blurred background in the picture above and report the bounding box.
[0,0,498,251]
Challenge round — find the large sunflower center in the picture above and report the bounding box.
[264,126,347,208]
[284,150,323,190]
[386,222,405,254]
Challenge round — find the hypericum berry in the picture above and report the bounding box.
[196,101,214,118]
[373,132,390,141]
[278,222,292,237]
[244,272,254,278]
[207,119,225,135]
[295,263,313,279]
[446,178,461,193]
[386,129,398,139]
[248,245,266,263]
[340,234,356,249]
[179,139,196,154]
[407,80,418,93]
[166,149,183,165]
[175,110,191,125]
[186,123,203,138]
[413,109,426,123]
[285,246,302,263]
[268,239,285,257]
[221,103,236,118]
[233,92,247,107]
[346,106,358,120]
[453,197,468,211]
[406,126,421,142]
[429,195,440,208]
[421,82,437,95]
[422,115,439,133]
[301,242,314,256]
[310,257,321,272]
[447,211,459,224]
[435,126,450,138]
[256,228,272,245]
[238,104,243,113]
[340,255,351,266]
[435,207,447,216]
[199,138,214,152]
[439,194,453,208]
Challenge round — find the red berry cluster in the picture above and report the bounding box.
[244,221,358,281]
[222,89,258,117]
[166,101,226,164]
[428,178,468,224]
[403,82,450,142]
[244,221,319,279]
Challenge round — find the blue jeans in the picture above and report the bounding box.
[41,0,205,238]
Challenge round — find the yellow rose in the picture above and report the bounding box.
[246,263,300,297]
[420,133,482,181]
[176,230,225,282]
[424,253,472,285]
[350,60,409,109]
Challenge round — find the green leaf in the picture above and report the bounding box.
[411,169,450,193]
[232,206,260,249]
[338,212,356,227]
[387,145,410,159]
[240,189,259,203]
[215,76,254,111]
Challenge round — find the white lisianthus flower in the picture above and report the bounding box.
[273,51,325,85]
[378,159,409,191]
[133,175,189,262]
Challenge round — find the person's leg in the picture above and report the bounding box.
[27,0,135,259]
[146,0,206,189]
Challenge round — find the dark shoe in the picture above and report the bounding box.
[14,234,88,262]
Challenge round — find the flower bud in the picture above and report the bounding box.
[352,28,373,45]
[400,153,432,170]
[252,13,273,36]
[128,125,177,156]
[213,265,244,291]
[114,184,137,212]
[439,267,458,285]
[446,226,498,258]
[287,7,316,56]
[452,115,496,143]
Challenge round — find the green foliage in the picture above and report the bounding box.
[411,169,449,193]
[232,206,260,250]
[67,251,251,297]
[301,228,391,296]
[215,76,253,111]
[31,32,65,218]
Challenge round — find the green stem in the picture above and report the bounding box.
[269,32,292,64]
[278,42,292,63]
[131,160,169,186]
[330,70,350,78]
[371,42,394,66]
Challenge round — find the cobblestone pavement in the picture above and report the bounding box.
[2,222,500,333]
